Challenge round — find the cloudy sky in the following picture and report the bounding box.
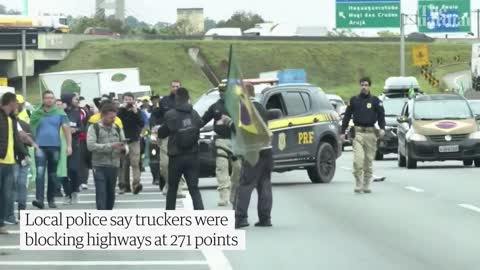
[1,0,480,35]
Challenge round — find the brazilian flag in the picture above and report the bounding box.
[408,84,414,98]
[458,81,465,97]
[224,45,272,166]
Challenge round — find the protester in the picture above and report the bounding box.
[4,95,37,225]
[118,92,144,195]
[0,93,28,234]
[30,91,72,209]
[222,83,274,228]
[158,87,204,210]
[152,80,186,198]
[60,93,83,205]
[78,97,91,190]
[87,103,127,210]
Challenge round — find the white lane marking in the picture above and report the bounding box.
[340,166,384,179]
[5,230,19,234]
[458,204,480,213]
[202,249,234,270]
[0,246,19,249]
[183,195,233,270]
[405,186,425,193]
[27,192,163,198]
[76,199,166,204]
[0,261,208,266]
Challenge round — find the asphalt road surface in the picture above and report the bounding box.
[443,70,471,90]
[2,149,480,270]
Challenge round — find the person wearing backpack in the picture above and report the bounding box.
[157,87,204,210]
[86,103,126,210]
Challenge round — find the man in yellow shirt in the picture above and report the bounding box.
[88,111,123,128]
[0,93,28,234]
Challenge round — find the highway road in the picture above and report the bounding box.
[1,149,480,270]
[443,70,471,90]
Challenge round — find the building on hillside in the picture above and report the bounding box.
[95,0,125,22]
[176,8,204,35]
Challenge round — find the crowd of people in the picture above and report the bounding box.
[0,79,275,234]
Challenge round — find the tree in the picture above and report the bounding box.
[105,15,124,34]
[0,4,21,15]
[377,30,399,37]
[216,11,264,31]
[69,16,105,34]
[175,18,196,35]
[328,29,359,37]
[204,17,217,32]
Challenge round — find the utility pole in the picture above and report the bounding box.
[22,0,28,16]
[477,9,480,39]
[400,13,405,76]
[21,30,27,98]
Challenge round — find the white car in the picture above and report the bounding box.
[327,94,347,115]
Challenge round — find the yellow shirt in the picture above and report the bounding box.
[17,109,30,123]
[0,117,15,164]
[88,113,123,129]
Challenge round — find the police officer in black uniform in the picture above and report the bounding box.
[151,80,186,197]
[341,77,386,194]
[157,87,204,210]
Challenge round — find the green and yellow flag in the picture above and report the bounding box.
[224,45,271,166]
[458,81,465,97]
[408,84,415,98]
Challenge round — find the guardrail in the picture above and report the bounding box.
[0,30,38,49]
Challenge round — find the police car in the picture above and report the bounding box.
[397,94,480,169]
[194,83,342,183]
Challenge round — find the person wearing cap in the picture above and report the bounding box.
[16,95,30,123]
[200,82,241,206]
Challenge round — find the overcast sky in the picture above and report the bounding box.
[1,0,480,36]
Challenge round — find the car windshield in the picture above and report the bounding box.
[414,99,473,120]
[469,101,480,115]
[383,99,407,116]
[193,91,220,117]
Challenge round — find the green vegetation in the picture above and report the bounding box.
[26,40,470,103]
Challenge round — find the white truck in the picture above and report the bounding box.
[472,43,480,91]
[0,15,69,33]
[204,28,242,36]
[39,68,151,106]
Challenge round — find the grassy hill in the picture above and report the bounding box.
[25,39,471,103]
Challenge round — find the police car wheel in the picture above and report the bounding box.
[307,142,336,184]
[375,151,384,161]
[474,159,480,168]
[406,146,417,169]
[463,160,473,166]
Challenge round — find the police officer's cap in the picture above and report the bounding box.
[218,82,227,92]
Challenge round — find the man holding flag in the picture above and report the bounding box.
[220,46,274,228]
